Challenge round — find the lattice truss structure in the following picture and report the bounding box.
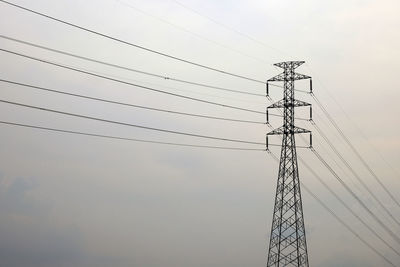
[266,61,312,267]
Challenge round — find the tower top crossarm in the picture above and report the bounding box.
[274,61,305,69]
[268,61,311,82]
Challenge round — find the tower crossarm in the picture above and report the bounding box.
[267,126,311,136]
[268,99,311,109]
[268,72,311,82]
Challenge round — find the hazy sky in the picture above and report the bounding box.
[0,0,400,266]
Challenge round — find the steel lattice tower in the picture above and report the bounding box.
[266,61,312,266]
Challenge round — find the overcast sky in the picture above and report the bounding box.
[0,0,400,266]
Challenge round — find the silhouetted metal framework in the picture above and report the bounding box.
[266,61,312,266]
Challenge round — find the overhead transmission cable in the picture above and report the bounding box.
[170,0,291,58]
[0,35,266,97]
[349,116,400,182]
[0,0,265,84]
[268,117,400,254]
[0,48,264,115]
[312,148,400,246]
[0,48,309,121]
[302,182,396,267]
[1,0,313,95]
[309,112,369,194]
[268,152,397,267]
[78,66,266,105]
[115,0,272,66]
[306,116,397,227]
[0,120,265,151]
[266,76,400,261]
[298,156,400,258]
[313,78,400,183]
[0,98,266,146]
[312,111,400,228]
[0,79,265,125]
[298,110,388,225]
[312,93,400,210]
[168,0,311,96]
[305,64,400,187]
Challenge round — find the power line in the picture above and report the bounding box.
[312,112,400,228]
[310,77,400,187]
[0,120,265,151]
[351,119,400,183]
[166,1,314,95]
[0,48,309,122]
[298,156,400,258]
[312,93,400,210]
[0,48,265,115]
[116,0,272,66]
[0,98,265,146]
[0,98,311,149]
[308,119,365,194]
[64,65,265,105]
[0,0,265,84]
[312,148,400,246]
[302,181,397,267]
[272,93,400,259]
[0,79,266,125]
[0,35,266,97]
[306,113,370,197]
[306,64,400,186]
[268,152,397,267]
[170,0,290,58]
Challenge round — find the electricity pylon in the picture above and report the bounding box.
[266,61,312,266]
